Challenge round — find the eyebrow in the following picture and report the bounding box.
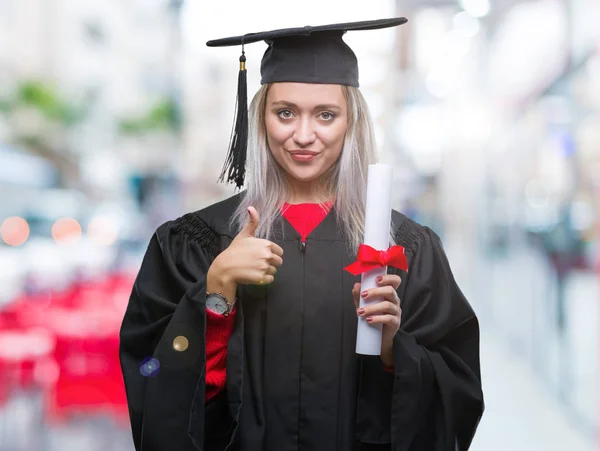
[270,100,343,111]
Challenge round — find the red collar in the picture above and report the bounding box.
[280,201,333,242]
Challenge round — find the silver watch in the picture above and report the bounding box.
[205,292,236,316]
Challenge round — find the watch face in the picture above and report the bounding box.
[206,295,228,314]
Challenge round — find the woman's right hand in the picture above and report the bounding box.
[207,206,284,294]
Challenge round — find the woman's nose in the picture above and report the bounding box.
[292,118,316,147]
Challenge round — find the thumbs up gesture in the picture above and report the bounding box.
[236,205,261,240]
[207,207,284,297]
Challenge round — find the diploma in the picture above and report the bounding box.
[355,163,393,355]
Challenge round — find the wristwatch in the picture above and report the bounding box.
[205,292,236,316]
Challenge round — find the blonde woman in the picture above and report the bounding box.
[119,19,484,451]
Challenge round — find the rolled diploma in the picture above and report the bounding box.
[355,163,393,355]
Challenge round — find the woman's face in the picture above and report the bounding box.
[265,82,348,186]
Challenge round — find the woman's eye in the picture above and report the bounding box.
[320,111,335,121]
[278,109,294,119]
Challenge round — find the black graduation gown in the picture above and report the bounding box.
[119,193,484,451]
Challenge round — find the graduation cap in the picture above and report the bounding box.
[206,17,408,188]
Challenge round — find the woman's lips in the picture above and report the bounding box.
[288,150,319,162]
[290,154,316,162]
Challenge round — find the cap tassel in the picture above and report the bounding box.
[219,50,248,189]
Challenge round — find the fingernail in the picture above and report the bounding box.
[357,308,365,316]
[366,317,373,323]
[361,291,368,298]
[376,276,383,283]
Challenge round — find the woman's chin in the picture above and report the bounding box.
[285,168,324,184]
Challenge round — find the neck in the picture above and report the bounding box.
[285,178,333,205]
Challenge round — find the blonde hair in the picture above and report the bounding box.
[230,83,379,254]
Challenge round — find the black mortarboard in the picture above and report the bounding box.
[206,18,408,188]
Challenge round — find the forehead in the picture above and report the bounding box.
[266,82,345,107]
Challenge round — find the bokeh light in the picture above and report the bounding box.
[453,11,480,38]
[525,180,551,209]
[140,357,161,377]
[459,0,491,18]
[87,216,119,246]
[0,216,30,246]
[52,218,82,244]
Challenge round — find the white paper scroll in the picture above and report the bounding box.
[355,163,393,355]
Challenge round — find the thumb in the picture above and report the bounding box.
[239,206,260,237]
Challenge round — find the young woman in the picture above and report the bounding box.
[119,19,484,451]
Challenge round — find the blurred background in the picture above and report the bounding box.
[0,0,598,449]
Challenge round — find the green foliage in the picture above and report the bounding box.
[0,80,86,126]
[18,81,85,125]
[119,97,180,135]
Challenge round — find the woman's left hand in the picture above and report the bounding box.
[352,274,402,368]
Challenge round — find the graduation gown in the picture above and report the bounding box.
[119,193,484,451]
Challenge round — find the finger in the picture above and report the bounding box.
[365,314,401,327]
[352,283,361,297]
[359,301,400,317]
[361,286,400,304]
[239,206,260,237]
[266,265,277,276]
[255,273,275,285]
[254,240,283,265]
[352,283,361,309]
[268,253,283,268]
[269,242,284,257]
[375,274,401,290]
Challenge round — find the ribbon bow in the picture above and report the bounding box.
[344,244,408,276]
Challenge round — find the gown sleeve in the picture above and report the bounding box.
[357,225,484,450]
[119,216,236,451]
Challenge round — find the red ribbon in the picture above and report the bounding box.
[344,244,408,276]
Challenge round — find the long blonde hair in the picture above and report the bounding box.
[230,83,378,254]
